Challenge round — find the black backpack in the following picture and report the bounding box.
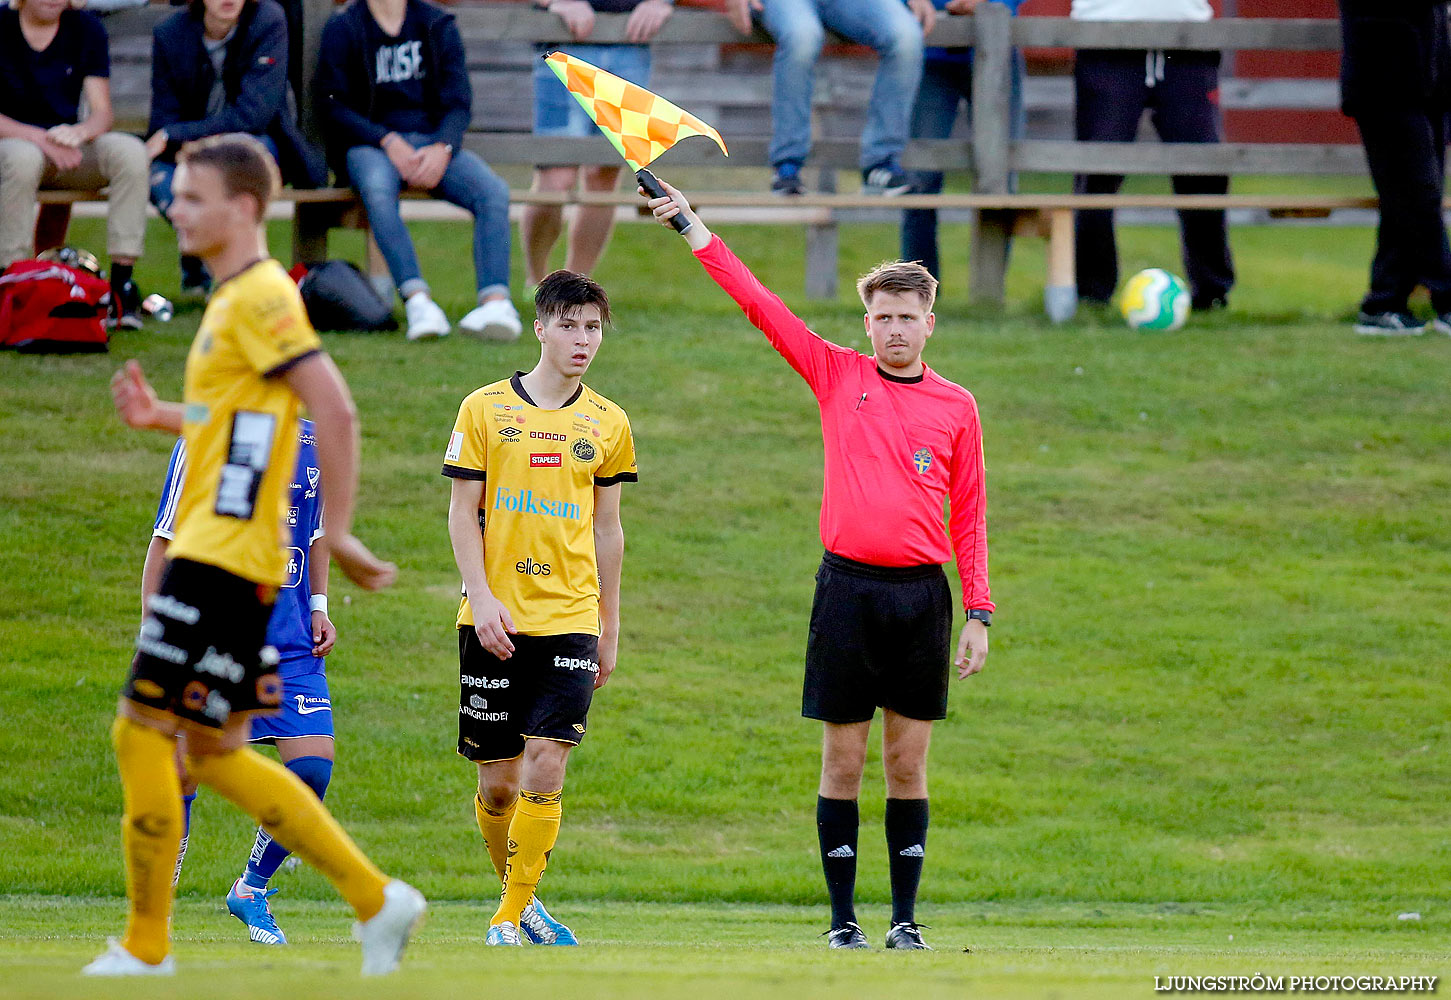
[298,261,398,332]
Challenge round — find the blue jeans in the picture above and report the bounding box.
[758,0,924,170]
[346,134,510,300]
[899,53,1024,280]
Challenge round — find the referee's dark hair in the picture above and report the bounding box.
[857,260,939,312]
[535,269,612,327]
[176,133,281,223]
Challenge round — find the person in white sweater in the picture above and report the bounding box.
[1070,0,1234,311]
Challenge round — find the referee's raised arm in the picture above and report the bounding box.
[645,178,853,395]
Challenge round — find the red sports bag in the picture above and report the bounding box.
[0,260,110,353]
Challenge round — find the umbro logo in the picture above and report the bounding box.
[826,845,855,859]
[899,844,925,857]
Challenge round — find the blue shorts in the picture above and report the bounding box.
[533,44,652,140]
[249,666,334,742]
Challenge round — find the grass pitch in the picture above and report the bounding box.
[2,215,1450,990]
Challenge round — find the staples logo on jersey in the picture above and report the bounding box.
[529,431,567,442]
[516,557,551,576]
[493,487,581,521]
[530,453,562,468]
[462,674,510,690]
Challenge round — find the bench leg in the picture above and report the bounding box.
[35,204,72,255]
[292,203,329,268]
[1043,209,1077,324]
[969,209,1011,308]
[805,219,838,300]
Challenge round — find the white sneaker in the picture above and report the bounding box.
[82,939,176,976]
[353,880,427,976]
[405,294,450,341]
[458,299,522,342]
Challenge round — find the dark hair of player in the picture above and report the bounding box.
[856,260,939,312]
[534,269,612,327]
[176,133,281,223]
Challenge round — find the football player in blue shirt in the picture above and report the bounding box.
[143,419,335,946]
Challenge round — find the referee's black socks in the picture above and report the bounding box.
[885,797,929,925]
[816,796,859,928]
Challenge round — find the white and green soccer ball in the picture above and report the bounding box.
[1119,268,1190,332]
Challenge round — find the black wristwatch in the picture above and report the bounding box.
[967,608,992,627]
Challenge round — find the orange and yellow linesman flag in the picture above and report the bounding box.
[543,49,728,173]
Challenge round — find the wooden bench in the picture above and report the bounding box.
[64,4,1374,320]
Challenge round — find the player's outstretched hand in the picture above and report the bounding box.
[331,534,397,591]
[111,360,160,429]
[473,595,517,660]
[955,620,988,679]
[640,177,711,250]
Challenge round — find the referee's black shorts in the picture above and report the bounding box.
[802,550,953,724]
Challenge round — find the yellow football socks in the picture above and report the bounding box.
[475,791,518,883]
[113,717,183,966]
[185,745,387,921]
[492,788,562,927]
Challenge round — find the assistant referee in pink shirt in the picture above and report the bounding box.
[646,178,992,953]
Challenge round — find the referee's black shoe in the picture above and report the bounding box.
[885,922,932,951]
[825,922,869,949]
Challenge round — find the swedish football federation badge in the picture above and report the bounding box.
[912,448,933,474]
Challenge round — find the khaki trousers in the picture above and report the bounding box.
[0,132,148,268]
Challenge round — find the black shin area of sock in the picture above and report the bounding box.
[885,797,929,925]
[816,796,859,928]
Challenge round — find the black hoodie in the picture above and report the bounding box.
[313,0,471,180]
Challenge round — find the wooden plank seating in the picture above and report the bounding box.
[58,3,1372,320]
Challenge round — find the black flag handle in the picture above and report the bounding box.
[637,168,691,234]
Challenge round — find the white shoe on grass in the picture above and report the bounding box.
[458,299,522,342]
[353,880,427,976]
[82,939,175,976]
[405,294,450,341]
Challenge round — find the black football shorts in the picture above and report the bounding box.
[802,551,953,724]
[457,628,599,762]
[123,558,281,730]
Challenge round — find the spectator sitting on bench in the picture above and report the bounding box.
[1071,0,1235,312]
[727,0,934,196]
[900,0,1024,282]
[522,0,673,288]
[0,0,148,328]
[147,0,326,298]
[315,0,521,342]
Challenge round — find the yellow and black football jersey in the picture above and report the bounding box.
[167,260,322,587]
[442,372,638,636]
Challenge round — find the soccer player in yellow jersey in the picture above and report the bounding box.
[443,270,637,947]
[89,135,425,977]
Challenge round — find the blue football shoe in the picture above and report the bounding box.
[520,896,579,946]
[226,879,287,945]
[486,921,522,946]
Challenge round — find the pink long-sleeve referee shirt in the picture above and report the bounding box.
[695,235,993,613]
